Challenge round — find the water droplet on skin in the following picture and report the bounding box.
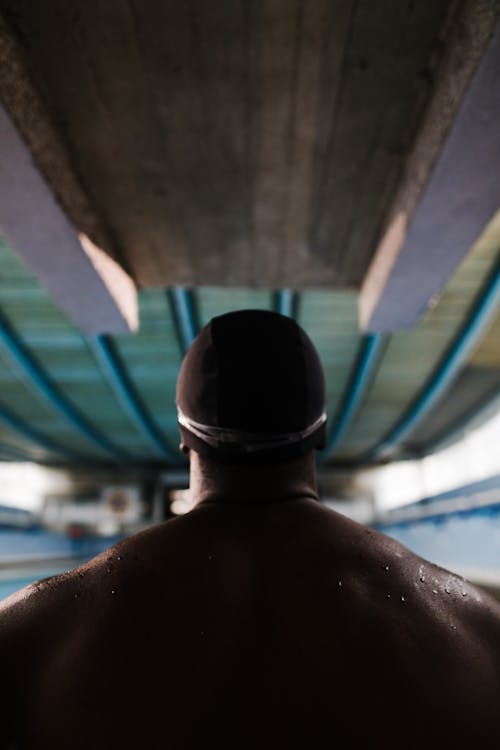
[420,576,426,583]
[445,587,451,594]
[451,624,456,630]
[107,568,112,574]
[401,596,405,602]
[386,594,391,599]
[382,565,389,571]
[117,556,122,561]
[74,592,80,599]
[208,555,212,561]
[462,591,467,597]
[111,590,116,595]
[338,580,342,587]
[432,589,438,594]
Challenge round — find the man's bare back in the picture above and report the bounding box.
[2,497,500,749]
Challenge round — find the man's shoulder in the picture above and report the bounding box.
[313,503,500,635]
[0,518,186,631]
[0,571,74,693]
[0,567,74,645]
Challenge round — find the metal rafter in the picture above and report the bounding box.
[88,334,180,463]
[167,287,199,357]
[320,334,385,463]
[0,400,82,461]
[370,257,500,460]
[273,289,298,318]
[423,384,500,456]
[0,309,132,462]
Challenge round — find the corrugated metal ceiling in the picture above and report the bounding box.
[0,210,500,468]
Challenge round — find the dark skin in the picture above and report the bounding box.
[1,450,500,749]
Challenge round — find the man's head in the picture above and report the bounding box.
[176,309,326,466]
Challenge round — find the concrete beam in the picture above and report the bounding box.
[360,3,500,332]
[0,103,137,334]
[0,15,137,334]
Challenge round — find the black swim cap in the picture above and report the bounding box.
[176,309,326,463]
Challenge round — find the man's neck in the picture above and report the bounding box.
[188,450,320,506]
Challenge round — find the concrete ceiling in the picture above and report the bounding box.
[0,1,497,315]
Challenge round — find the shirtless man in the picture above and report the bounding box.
[1,309,500,749]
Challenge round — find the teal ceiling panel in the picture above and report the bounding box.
[298,291,362,439]
[111,289,185,459]
[196,288,273,326]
